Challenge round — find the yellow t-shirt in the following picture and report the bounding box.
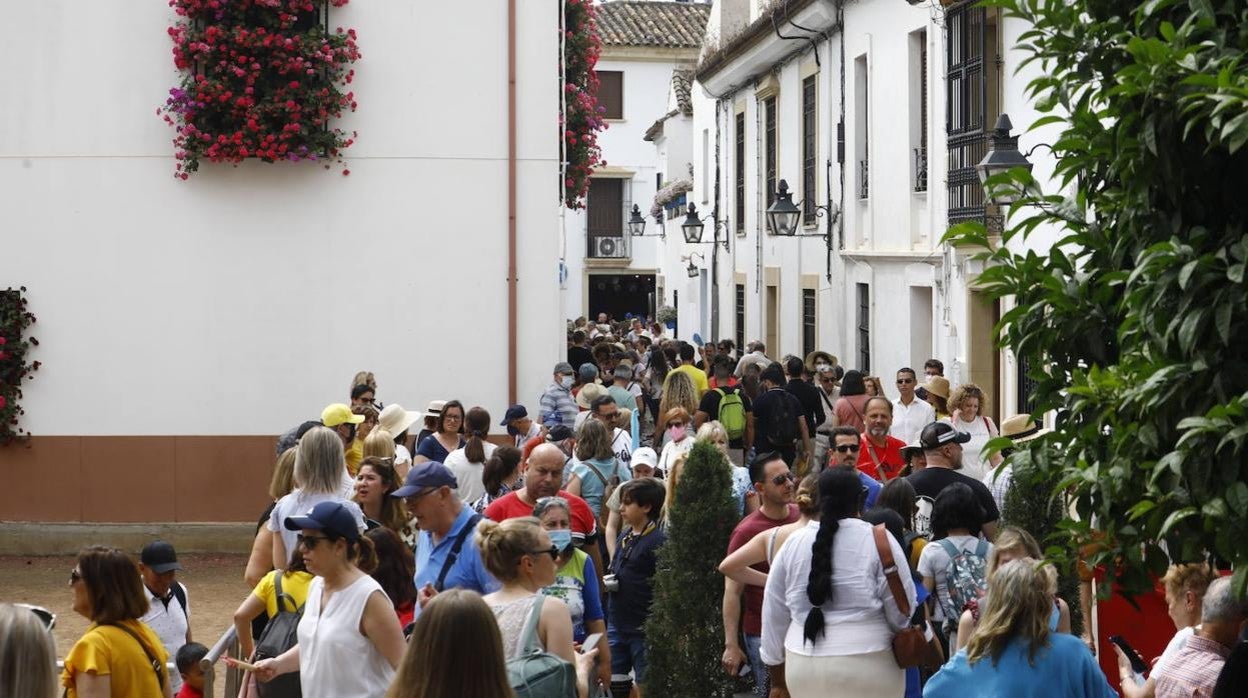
[254,569,315,617]
[667,364,710,399]
[62,619,169,698]
[346,438,364,475]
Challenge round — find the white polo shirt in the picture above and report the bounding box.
[141,581,189,691]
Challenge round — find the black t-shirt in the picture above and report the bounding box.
[697,386,753,449]
[904,466,1001,538]
[785,378,825,434]
[568,345,594,372]
[752,388,805,451]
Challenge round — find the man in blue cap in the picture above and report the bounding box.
[500,404,544,448]
[391,461,499,614]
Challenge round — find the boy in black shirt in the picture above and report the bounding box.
[608,478,667,689]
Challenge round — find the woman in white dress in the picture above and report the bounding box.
[253,501,406,698]
[945,383,1003,481]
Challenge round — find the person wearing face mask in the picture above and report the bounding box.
[541,362,580,429]
[656,407,694,476]
[536,496,611,690]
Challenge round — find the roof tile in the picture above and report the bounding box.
[595,1,711,49]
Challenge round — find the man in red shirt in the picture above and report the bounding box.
[721,452,800,696]
[857,396,906,482]
[484,443,604,590]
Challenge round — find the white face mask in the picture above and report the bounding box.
[815,363,832,373]
[560,375,574,389]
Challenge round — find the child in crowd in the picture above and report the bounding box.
[608,477,667,694]
[175,642,208,698]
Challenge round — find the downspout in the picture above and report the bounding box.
[507,0,518,404]
[710,98,723,340]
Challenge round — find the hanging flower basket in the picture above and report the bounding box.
[0,287,40,446]
[158,0,362,178]
[651,178,693,219]
[562,0,606,209]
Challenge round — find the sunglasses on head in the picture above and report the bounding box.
[834,444,860,453]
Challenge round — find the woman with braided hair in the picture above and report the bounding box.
[759,466,916,696]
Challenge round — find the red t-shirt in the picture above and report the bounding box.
[484,490,598,539]
[856,434,906,481]
[726,504,801,636]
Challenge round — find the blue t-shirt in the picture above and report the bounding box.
[413,506,499,617]
[610,522,667,634]
[861,471,882,510]
[415,434,464,463]
[923,632,1115,698]
[905,583,932,698]
[570,457,631,519]
[540,549,604,643]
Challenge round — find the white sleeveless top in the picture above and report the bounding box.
[297,574,395,698]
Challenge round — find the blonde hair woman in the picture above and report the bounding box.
[694,421,757,517]
[268,427,366,570]
[653,371,698,449]
[245,447,298,586]
[945,383,1002,480]
[387,589,515,698]
[954,527,1071,652]
[924,560,1115,698]
[475,517,598,697]
[0,603,57,698]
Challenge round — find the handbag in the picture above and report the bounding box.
[506,596,578,698]
[871,524,929,669]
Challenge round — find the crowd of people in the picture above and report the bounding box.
[5,318,1246,698]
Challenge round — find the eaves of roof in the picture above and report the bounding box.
[695,0,821,84]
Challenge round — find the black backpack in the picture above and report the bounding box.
[255,573,303,698]
[766,390,800,448]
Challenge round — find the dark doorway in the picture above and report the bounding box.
[587,274,655,323]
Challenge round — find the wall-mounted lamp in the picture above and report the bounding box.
[680,203,731,251]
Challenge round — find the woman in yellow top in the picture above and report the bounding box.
[62,545,173,698]
[232,550,315,660]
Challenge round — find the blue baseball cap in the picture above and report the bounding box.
[284,501,361,541]
[391,461,458,498]
[501,404,528,429]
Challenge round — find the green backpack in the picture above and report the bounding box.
[507,596,577,698]
[716,387,747,440]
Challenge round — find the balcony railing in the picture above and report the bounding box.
[858,159,869,200]
[914,147,928,192]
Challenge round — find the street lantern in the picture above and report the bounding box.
[681,203,705,243]
[686,260,699,278]
[765,179,802,236]
[627,204,646,237]
[976,114,1034,204]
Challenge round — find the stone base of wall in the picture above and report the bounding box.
[0,522,255,556]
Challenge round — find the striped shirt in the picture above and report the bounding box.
[1153,634,1229,698]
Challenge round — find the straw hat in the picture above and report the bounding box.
[804,351,839,373]
[576,383,609,410]
[1000,413,1051,444]
[378,404,421,437]
[920,376,951,399]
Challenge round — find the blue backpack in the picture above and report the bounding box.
[507,596,577,698]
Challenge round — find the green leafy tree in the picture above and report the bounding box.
[952,0,1248,598]
[644,441,737,697]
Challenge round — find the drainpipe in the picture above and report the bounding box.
[507,0,517,404]
[710,98,723,340]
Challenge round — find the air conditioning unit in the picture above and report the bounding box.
[596,237,625,257]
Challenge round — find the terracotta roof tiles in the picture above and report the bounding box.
[596,1,712,49]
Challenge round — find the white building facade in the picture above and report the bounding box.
[667,0,1060,420]
[0,0,561,523]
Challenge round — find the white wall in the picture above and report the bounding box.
[0,1,561,435]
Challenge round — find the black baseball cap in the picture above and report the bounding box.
[140,541,182,574]
[919,422,972,450]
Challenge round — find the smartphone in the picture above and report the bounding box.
[1109,635,1149,675]
[580,633,603,652]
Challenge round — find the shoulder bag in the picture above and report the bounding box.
[872,524,930,669]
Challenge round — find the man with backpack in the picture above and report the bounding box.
[750,363,810,471]
[695,355,755,466]
[138,540,192,693]
[783,356,824,442]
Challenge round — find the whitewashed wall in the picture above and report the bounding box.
[0,0,561,435]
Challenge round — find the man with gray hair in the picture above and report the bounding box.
[1120,575,1247,698]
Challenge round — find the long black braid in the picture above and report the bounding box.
[803,466,866,645]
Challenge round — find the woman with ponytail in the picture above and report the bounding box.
[252,501,406,698]
[444,406,496,506]
[760,466,916,696]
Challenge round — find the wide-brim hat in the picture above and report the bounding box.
[576,383,609,410]
[1000,413,1051,444]
[424,400,447,417]
[805,351,839,373]
[921,376,951,399]
[378,404,421,437]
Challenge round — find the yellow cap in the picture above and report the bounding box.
[321,403,365,427]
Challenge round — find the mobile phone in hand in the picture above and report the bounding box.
[580,633,603,653]
[1109,635,1149,675]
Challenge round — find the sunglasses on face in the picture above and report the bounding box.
[529,545,560,561]
[771,472,797,486]
[897,378,915,385]
[69,568,82,585]
[834,444,860,453]
[297,534,332,549]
